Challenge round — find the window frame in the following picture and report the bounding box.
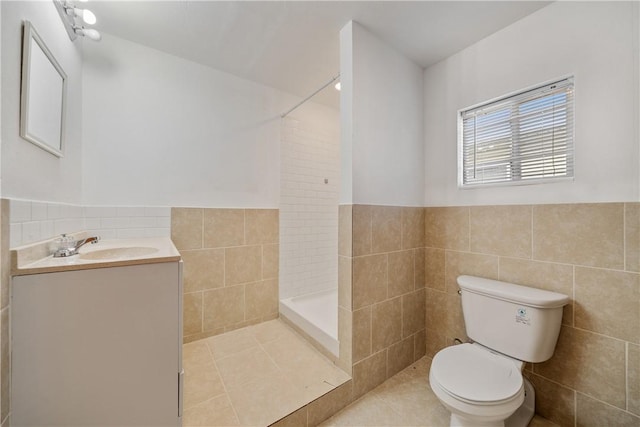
[457,76,575,189]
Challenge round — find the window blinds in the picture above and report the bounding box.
[459,78,574,186]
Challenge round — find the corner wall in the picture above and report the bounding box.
[423,2,640,206]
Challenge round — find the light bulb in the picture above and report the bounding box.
[81,9,96,25]
[334,82,341,91]
[75,27,102,41]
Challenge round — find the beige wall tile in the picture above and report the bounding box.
[181,249,224,293]
[425,247,445,291]
[388,250,414,298]
[352,254,387,309]
[533,203,624,270]
[470,205,532,258]
[352,350,386,399]
[425,328,447,358]
[246,279,278,320]
[262,244,279,280]
[353,205,372,256]
[387,336,414,378]
[1,199,9,310]
[171,208,203,250]
[203,286,245,331]
[307,380,353,426]
[203,208,244,248]
[371,206,402,254]
[445,250,499,294]
[534,326,626,409]
[184,292,203,336]
[245,209,279,245]
[413,248,425,289]
[413,330,426,361]
[575,267,639,343]
[183,328,224,344]
[337,307,352,375]
[526,373,575,427]
[371,297,402,352]
[425,207,470,251]
[339,205,353,257]
[271,407,307,427]
[499,257,574,325]
[425,289,466,340]
[338,256,352,310]
[625,203,640,272]
[576,393,640,427]
[225,245,262,286]
[402,207,425,249]
[402,289,425,338]
[629,343,640,416]
[1,307,8,423]
[353,306,372,363]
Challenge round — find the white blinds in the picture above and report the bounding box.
[460,78,574,186]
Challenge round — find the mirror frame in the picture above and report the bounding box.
[20,20,67,158]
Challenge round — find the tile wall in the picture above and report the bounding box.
[171,208,280,343]
[348,205,426,399]
[424,203,640,426]
[8,199,170,248]
[280,117,339,299]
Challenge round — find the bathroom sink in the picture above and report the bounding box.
[79,247,159,261]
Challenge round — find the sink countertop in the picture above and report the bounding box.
[12,234,181,276]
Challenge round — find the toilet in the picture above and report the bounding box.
[429,275,569,427]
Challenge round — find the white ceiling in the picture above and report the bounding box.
[87,1,550,108]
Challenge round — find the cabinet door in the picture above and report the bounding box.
[12,262,181,426]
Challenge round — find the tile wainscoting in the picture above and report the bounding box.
[424,203,640,426]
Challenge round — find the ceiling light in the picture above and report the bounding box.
[53,0,101,42]
[334,82,341,91]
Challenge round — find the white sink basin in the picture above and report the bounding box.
[79,247,159,261]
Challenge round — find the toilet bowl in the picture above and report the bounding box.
[428,276,569,427]
[429,343,525,427]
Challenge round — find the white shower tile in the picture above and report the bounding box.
[10,223,22,248]
[117,207,146,217]
[10,200,31,222]
[83,206,118,218]
[31,202,48,220]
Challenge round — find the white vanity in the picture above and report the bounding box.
[11,236,183,426]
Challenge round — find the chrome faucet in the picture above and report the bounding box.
[53,236,100,258]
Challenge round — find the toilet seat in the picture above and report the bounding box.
[430,343,524,405]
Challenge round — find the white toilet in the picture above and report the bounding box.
[429,275,569,427]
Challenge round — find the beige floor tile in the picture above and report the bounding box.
[319,394,410,426]
[215,346,280,389]
[249,318,298,344]
[183,342,226,409]
[226,373,307,426]
[182,394,240,426]
[205,327,260,360]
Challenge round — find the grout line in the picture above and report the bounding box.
[626,341,629,412]
[203,339,242,424]
[572,265,576,326]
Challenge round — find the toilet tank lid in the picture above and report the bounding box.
[457,275,570,308]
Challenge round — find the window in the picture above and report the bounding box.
[459,78,574,187]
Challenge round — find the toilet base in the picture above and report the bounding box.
[505,377,535,427]
[446,378,535,427]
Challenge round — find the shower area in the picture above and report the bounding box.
[278,83,341,357]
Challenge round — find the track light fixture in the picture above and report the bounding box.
[53,0,101,42]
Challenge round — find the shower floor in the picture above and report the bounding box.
[182,319,350,426]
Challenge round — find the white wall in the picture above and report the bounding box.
[279,106,339,299]
[424,2,640,206]
[82,34,314,208]
[1,1,83,203]
[341,21,424,206]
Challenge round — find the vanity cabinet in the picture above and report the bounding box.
[12,260,183,426]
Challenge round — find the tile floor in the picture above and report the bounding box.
[182,319,350,426]
[320,357,558,427]
[183,318,558,427]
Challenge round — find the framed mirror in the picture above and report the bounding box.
[20,21,67,157]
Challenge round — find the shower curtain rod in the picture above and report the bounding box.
[281,73,340,118]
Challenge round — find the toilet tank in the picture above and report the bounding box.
[458,275,569,363]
